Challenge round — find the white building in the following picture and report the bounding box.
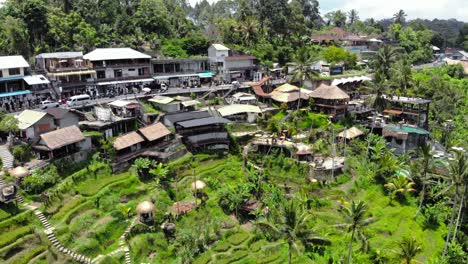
[83,48,153,93]
[0,56,50,112]
[208,44,257,83]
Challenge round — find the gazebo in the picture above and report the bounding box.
[337,127,364,140]
[309,83,350,118]
[10,166,30,180]
[136,201,156,223]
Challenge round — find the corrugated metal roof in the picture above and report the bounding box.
[211,44,230,51]
[84,48,151,61]
[16,110,49,130]
[218,104,261,117]
[36,52,83,59]
[181,100,200,107]
[0,56,29,69]
[23,75,50,85]
[164,111,212,126]
[108,100,138,108]
[149,96,175,105]
[176,117,231,128]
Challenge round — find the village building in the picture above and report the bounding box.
[46,108,80,129]
[162,110,212,127]
[79,106,138,139]
[217,104,262,123]
[383,124,430,155]
[383,96,431,129]
[309,84,350,119]
[229,92,257,104]
[152,57,213,88]
[0,56,50,112]
[337,126,364,141]
[450,50,468,60]
[149,95,200,113]
[330,75,372,99]
[270,83,313,108]
[108,100,141,118]
[83,48,153,95]
[175,117,231,150]
[35,52,96,98]
[16,110,56,141]
[113,131,145,156]
[33,125,91,161]
[208,44,257,83]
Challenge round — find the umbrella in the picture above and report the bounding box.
[10,166,30,179]
[191,180,206,190]
[142,87,151,93]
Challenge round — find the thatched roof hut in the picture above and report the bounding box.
[136,201,156,214]
[10,166,30,179]
[309,84,350,100]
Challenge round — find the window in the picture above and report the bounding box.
[0,71,2,77]
[114,69,122,78]
[97,71,106,79]
[154,64,164,73]
[128,68,135,71]
[138,68,146,76]
[8,68,20,75]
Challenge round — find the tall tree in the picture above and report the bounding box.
[336,200,376,264]
[288,47,320,111]
[414,143,434,218]
[373,45,401,82]
[393,9,407,25]
[348,9,359,25]
[135,0,172,36]
[257,199,330,264]
[390,57,413,96]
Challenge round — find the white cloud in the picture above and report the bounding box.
[322,0,468,21]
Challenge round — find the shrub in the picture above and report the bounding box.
[193,251,212,264]
[12,144,33,163]
[22,165,60,194]
[227,233,249,246]
[213,240,231,252]
[0,225,33,247]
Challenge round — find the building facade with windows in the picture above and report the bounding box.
[0,56,50,112]
[152,57,212,87]
[208,44,257,83]
[83,48,153,94]
[35,52,96,99]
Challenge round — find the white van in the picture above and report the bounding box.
[67,94,91,107]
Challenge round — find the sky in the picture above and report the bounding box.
[188,0,468,21]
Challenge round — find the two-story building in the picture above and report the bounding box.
[152,57,213,88]
[83,48,153,95]
[208,44,257,83]
[35,52,96,99]
[0,56,50,112]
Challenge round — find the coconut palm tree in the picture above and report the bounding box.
[390,58,413,96]
[440,149,467,257]
[397,237,422,264]
[288,47,320,110]
[414,143,434,218]
[373,45,401,82]
[361,80,389,113]
[337,200,376,264]
[237,16,260,47]
[256,199,330,264]
[384,172,416,204]
[219,183,251,218]
[348,9,359,25]
[393,9,407,24]
[332,10,347,27]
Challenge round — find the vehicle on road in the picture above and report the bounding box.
[40,100,60,109]
[66,94,91,107]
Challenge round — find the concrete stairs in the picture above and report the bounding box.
[0,144,14,169]
[34,209,92,264]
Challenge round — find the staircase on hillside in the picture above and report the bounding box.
[0,144,14,169]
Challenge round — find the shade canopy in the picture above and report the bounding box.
[191,180,206,190]
[10,166,30,178]
[337,127,364,140]
[136,201,156,214]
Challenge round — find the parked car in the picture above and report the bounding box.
[40,100,60,109]
[66,94,91,107]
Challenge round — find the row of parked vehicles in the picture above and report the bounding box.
[40,94,91,109]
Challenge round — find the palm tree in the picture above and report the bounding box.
[414,143,434,218]
[149,162,169,186]
[287,47,320,112]
[237,16,259,47]
[332,10,347,27]
[384,172,416,204]
[337,200,376,264]
[397,237,422,264]
[390,58,413,96]
[348,9,359,25]
[219,184,251,219]
[440,149,467,257]
[361,80,390,113]
[257,199,330,264]
[373,45,401,82]
[393,9,407,24]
